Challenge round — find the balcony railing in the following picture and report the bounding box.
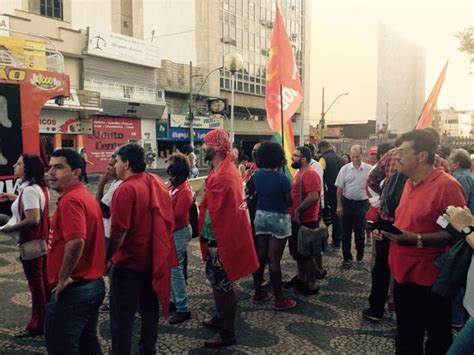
[0,28,65,73]
[84,78,165,104]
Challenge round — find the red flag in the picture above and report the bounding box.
[416,61,448,129]
[265,5,303,133]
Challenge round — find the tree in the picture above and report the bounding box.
[455,27,474,63]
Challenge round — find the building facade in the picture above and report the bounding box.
[439,108,472,138]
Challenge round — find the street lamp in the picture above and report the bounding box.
[320,87,349,139]
[189,63,223,147]
[224,52,243,147]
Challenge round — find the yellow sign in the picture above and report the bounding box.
[0,67,26,81]
[0,35,47,70]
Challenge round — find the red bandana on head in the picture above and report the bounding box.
[204,129,231,153]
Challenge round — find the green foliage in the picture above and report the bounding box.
[455,27,474,63]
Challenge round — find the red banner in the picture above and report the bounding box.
[265,5,303,133]
[416,61,448,129]
[83,116,141,173]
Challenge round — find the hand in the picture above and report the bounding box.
[372,229,383,241]
[336,205,343,216]
[294,208,302,225]
[51,277,74,298]
[444,206,473,232]
[0,193,16,202]
[381,230,417,245]
[98,173,110,186]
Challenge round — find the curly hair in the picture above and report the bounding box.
[255,141,286,169]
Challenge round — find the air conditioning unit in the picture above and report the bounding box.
[291,33,297,41]
[221,37,232,44]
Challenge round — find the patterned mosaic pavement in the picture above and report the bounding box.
[0,184,398,354]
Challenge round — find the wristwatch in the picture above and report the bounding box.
[461,226,473,237]
[416,234,424,249]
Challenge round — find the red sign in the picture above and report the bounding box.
[83,116,141,173]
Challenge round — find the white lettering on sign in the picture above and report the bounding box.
[267,87,299,112]
[0,178,20,194]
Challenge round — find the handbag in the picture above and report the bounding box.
[18,185,49,260]
[19,239,48,261]
[189,202,199,238]
[296,170,328,256]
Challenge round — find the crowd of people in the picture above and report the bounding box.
[0,126,473,354]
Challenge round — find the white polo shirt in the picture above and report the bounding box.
[335,162,372,201]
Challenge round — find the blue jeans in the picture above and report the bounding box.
[451,288,467,326]
[44,278,105,355]
[171,225,192,312]
[109,264,159,355]
[447,316,474,355]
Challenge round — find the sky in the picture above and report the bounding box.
[310,0,473,111]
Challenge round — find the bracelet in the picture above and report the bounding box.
[416,234,424,249]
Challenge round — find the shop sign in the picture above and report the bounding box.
[83,116,141,172]
[156,122,168,140]
[86,28,161,68]
[39,110,81,134]
[169,114,223,129]
[168,127,209,142]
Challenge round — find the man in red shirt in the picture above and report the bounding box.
[382,129,466,354]
[107,143,176,354]
[199,129,258,348]
[45,149,105,355]
[286,146,321,294]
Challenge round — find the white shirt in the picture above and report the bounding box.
[0,182,47,236]
[310,159,325,208]
[335,162,372,201]
[102,179,122,238]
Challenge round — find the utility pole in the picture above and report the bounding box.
[320,87,325,139]
[189,61,194,147]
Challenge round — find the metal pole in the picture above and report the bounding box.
[320,86,325,139]
[189,61,194,148]
[280,84,284,148]
[230,72,235,147]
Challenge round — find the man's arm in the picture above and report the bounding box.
[96,175,111,218]
[53,238,85,297]
[382,230,456,247]
[295,191,319,223]
[106,227,127,264]
[336,187,343,215]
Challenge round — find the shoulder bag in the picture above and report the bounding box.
[296,170,328,256]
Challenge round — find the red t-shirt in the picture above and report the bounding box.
[170,181,194,230]
[48,184,105,285]
[111,173,155,271]
[290,167,321,223]
[390,168,467,287]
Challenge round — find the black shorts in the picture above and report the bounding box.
[205,247,233,293]
[289,221,319,260]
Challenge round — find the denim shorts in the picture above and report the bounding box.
[254,210,292,239]
[205,247,233,293]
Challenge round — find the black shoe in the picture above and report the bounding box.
[356,250,364,262]
[283,275,304,289]
[342,260,352,268]
[169,311,191,325]
[362,308,382,322]
[204,331,236,348]
[169,302,176,312]
[294,284,320,295]
[15,329,42,338]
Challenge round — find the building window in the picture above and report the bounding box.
[39,0,63,20]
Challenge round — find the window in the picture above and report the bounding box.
[39,0,63,20]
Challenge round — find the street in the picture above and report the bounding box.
[0,182,397,354]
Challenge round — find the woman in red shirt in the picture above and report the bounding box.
[167,153,194,324]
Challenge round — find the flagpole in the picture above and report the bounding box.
[280,84,284,148]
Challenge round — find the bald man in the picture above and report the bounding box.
[335,145,372,267]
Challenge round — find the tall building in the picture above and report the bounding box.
[309,6,425,136]
[146,0,310,153]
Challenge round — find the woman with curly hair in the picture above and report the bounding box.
[251,141,296,310]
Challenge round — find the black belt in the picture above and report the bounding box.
[53,278,99,290]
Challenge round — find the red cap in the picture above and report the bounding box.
[368,146,377,154]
